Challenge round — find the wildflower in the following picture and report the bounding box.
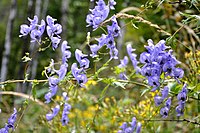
[154,95,163,106]
[176,102,185,116]
[160,98,171,118]
[177,83,188,103]
[19,15,45,43]
[136,122,142,133]
[118,56,129,80]
[0,108,17,132]
[109,0,116,10]
[139,39,184,91]
[176,84,187,116]
[75,49,90,69]
[90,44,101,58]
[61,92,71,126]
[86,0,109,29]
[107,16,120,37]
[61,41,71,63]
[161,86,169,99]
[46,15,62,50]
[71,63,88,87]
[118,117,141,133]
[127,44,140,72]
[55,63,68,80]
[46,105,60,121]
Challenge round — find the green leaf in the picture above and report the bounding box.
[141,88,151,96]
[113,81,126,89]
[32,87,37,100]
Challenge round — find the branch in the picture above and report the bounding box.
[0,91,48,108]
[100,12,171,36]
[0,79,48,85]
[144,119,200,126]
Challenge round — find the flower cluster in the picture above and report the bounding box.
[154,86,169,106]
[86,0,116,29]
[118,56,129,80]
[0,108,17,133]
[71,49,90,87]
[46,105,60,121]
[176,83,188,116]
[19,15,45,43]
[19,15,62,50]
[160,98,171,118]
[140,39,184,91]
[118,117,142,133]
[46,15,62,50]
[45,41,71,103]
[61,92,71,126]
[46,92,71,125]
[90,16,120,59]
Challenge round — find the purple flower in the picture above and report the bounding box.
[90,44,101,58]
[48,77,59,95]
[86,0,109,29]
[107,16,120,37]
[44,92,52,103]
[109,0,116,10]
[136,122,142,133]
[71,63,82,78]
[118,56,129,80]
[19,24,31,37]
[139,52,151,64]
[165,98,171,109]
[127,44,140,72]
[46,15,62,50]
[118,56,129,68]
[7,108,17,130]
[105,34,115,49]
[118,117,141,133]
[61,92,71,126]
[161,86,169,99]
[61,103,71,126]
[160,106,169,118]
[75,49,90,69]
[46,105,60,121]
[97,34,107,47]
[28,15,39,30]
[30,29,43,42]
[56,63,68,80]
[118,122,127,133]
[176,102,185,117]
[0,108,18,132]
[177,83,188,103]
[129,117,137,131]
[109,47,118,59]
[61,41,71,63]
[0,126,9,133]
[154,95,163,106]
[51,36,61,50]
[71,63,88,87]
[19,15,45,43]
[148,76,160,91]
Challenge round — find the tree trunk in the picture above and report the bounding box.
[16,0,34,93]
[61,0,69,40]
[0,0,17,82]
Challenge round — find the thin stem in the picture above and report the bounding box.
[0,79,48,85]
[144,119,200,126]
[0,91,48,108]
[118,79,150,89]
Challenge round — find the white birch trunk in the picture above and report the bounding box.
[0,0,17,82]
